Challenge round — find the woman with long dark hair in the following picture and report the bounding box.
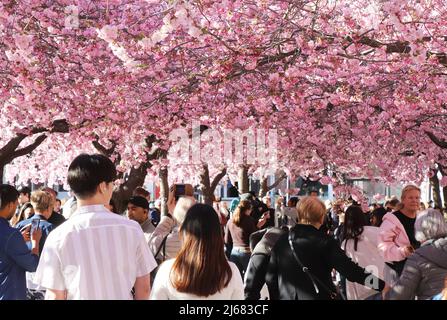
[151,204,244,299]
[225,200,268,276]
[342,205,386,299]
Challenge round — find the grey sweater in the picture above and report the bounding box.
[386,237,447,300]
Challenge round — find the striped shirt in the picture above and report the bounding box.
[33,205,157,300]
[149,216,182,261]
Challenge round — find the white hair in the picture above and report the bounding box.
[173,196,196,226]
[415,209,447,243]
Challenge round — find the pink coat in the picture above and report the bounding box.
[378,212,411,262]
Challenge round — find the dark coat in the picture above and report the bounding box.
[266,224,385,300]
[386,237,447,300]
[245,227,287,300]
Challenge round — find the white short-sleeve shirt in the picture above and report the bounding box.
[150,259,244,300]
[34,205,157,300]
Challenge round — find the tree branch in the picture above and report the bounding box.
[92,136,117,157]
[0,134,28,160]
[12,134,48,159]
[31,119,70,135]
[266,171,288,192]
[425,131,447,149]
[211,167,227,192]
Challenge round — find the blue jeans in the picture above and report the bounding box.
[230,248,251,277]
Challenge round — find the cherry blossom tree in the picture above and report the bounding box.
[2,0,447,204]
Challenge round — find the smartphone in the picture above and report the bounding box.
[30,219,41,234]
[174,184,186,201]
[172,184,194,201]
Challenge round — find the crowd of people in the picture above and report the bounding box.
[1,153,447,300]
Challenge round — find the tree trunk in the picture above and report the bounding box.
[112,164,149,214]
[199,164,227,205]
[259,177,269,198]
[199,164,213,205]
[238,165,249,194]
[429,171,442,209]
[159,167,169,216]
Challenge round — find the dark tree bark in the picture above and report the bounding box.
[93,135,166,214]
[159,167,169,216]
[426,131,447,149]
[112,164,150,214]
[199,164,227,205]
[429,169,442,209]
[0,119,69,183]
[238,165,249,194]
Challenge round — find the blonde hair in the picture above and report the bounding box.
[398,185,421,210]
[30,190,54,213]
[296,196,326,225]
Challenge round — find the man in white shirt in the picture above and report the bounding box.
[33,154,157,300]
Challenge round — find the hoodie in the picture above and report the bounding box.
[378,212,412,262]
[386,237,447,300]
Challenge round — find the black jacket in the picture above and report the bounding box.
[245,228,287,300]
[47,211,66,227]
[266,224,385,300]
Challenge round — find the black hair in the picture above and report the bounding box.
[388,198,400,207]
[20,202,34,214]
[67,154,117,199]
[127,196,149,210]
[370,207,387,227]
[248,191,257,198]
[288,197,299,207]
[342,205,366,252]
[0,184,19,210]
[17,186,31,198]
[109,198,119,214]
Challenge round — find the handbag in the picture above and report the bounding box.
[288,230,346,300]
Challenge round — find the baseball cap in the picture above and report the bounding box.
[127,196,149,210]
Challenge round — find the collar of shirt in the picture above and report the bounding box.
[32,214,47,221]
[73,204,108,216]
